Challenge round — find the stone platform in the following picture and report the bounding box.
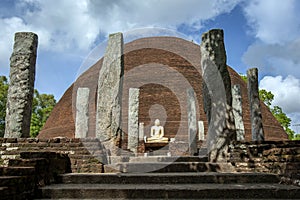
[38,172,300,199]
[0,138,106,173]
[1,138,300,199]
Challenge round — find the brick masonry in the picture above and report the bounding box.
[0,150,71,199]
[0,138,105,173]
[38,36,288,142]
[229,140,300,185]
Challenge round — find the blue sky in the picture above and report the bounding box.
[0,0,300,131]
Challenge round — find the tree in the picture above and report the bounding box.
[259,90,296,140]
[30,89,56,137]
[0,75,56,137]
[271,106,295,139]
[293,134,300,140]
[259,89,274,108]
[0,76,9,137]
[239,73,248,83]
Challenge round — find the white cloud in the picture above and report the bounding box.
[244,0,299,44]
[259,75,300,114]
[0,17,27,68]
[0,0,99,69]
[242,39,300,78]
[0,0,241,69]
[242,0,300,79]
[88,0,240,31]
[259,75,300,131]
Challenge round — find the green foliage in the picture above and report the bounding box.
[259,90,296,140]
[30,89,56,137]
[259,89,274,108]
[0,76,9,137]
[271,106,294,140]
[0,75,56,138]
[239,73,248,83]
[292,134,300,140]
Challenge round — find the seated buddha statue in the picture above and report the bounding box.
[144,119,168,143]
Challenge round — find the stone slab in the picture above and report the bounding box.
[187,88,198,155]
[75,88,90,138]
[138,122,144,141]
[127,88,139,153]
[232,84,245,141]
[200,29,236,162]
[198,121,205,141]
[59,172,279,184]
[247,68,264,141]
[96,32,124,142]
[40,182,300,199]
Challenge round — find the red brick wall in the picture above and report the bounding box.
[38,36,288,141]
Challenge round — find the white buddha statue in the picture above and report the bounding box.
[144,119,168,143]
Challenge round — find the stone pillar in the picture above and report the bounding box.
[247,68,264,141]
[200,29,236,162]
[96,32,124,143]
[187,88,197,156]
[75,88,90,138]
[198,121,205,141]
[139,122,144,141]
[128,88,139,153]
[4,32,38,138]
[232,85,245,141]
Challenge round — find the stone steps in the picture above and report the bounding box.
[0,152,72,200]
[104,162,235,173]
[57,172,280,184]
[0,176,31,187]
[0,139,106,173]
[0,166,35,176]
[41,183,300,199]
[0,171,36,200]
[38,173,300,199]
[109,156,208,164]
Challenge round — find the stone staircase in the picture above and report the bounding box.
[37,155,300,199]
[1,138,300,199]
[0,166,36,199]
[0,138,107,173]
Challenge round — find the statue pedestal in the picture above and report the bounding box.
[144,142,168,153]
[169,141,190,156]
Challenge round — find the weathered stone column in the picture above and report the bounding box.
[128,88,139,153]
[232,84,245,141]
[5,32,38,138]
[247,68,264,141]
[187,88,197,155]
[198,121,205,141]
[200,29,236,162]
[75,87,90,138]
[96,32,124,144]
[139,122,144,141]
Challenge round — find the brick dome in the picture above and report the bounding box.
[38,36,288,141]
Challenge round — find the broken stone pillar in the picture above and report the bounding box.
[200,29,236,162]
[187,88,197,156]
[128,88,139,153]
[5,32,38,138]
[198,121,205,141]
[96,32,124,144]
[75,88,90,138]
[139,122,144,141]
[247,68,264,141]
[232,85,245,141]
